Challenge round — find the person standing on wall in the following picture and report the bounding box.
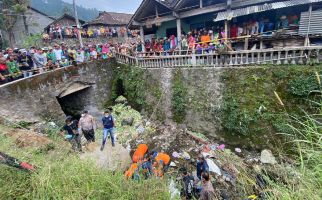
[79,110,96,143]
[101,109,116,151]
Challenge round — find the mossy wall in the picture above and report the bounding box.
[108,63,322,149]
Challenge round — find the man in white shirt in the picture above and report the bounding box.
[53,44,62,63]
[76,49,84,63]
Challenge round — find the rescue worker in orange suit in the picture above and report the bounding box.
[148,151,171,177]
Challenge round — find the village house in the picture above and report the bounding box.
[83,11,132,35]
[128,0,322,51]
[44,13,86,33]
[2,6,55,47]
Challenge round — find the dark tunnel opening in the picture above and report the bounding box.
[115,79,125,98]
[56,87,92,120]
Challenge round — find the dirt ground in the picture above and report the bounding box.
[81,142,132,172]
[5,129,51,148]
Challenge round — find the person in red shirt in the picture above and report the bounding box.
[0,56,9,84]
[230,24,238,39]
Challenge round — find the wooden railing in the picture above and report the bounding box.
[115,46,322,68]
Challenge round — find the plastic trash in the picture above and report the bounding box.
[201,152,212,158]
[206,158,222,176]
[136,125,145,134]
[169,179,180,199]
[64,135,73,139]
[210,144,218,151]
[170,162,177,167]
[172,151,180,158]
[182,151,191,160]
[235,148,242,153]
[218,144,225,151]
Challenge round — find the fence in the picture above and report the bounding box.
[115,46,322,68]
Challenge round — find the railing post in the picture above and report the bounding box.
[229,54,233,66]
[284,50,289,65]
[316,49,320,64]
[215,55,219,67]
[298,50,304,64]
[251,52,255,64]
[263,52,267,64]
[234,53,238,66]
[245,52,249,65]
[307,50,312,64]
[270,51,274,64]
[276,51,281,65]
[240,53,244,65]
[291,50,296,65]
[257,52,261,65]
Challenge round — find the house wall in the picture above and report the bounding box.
[53,18,77,27]
[155,20,190,38]
[10,8,54,47]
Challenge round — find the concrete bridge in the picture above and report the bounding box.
[0,60,115,123]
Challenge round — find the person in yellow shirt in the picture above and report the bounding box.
[100,26,105,35]
[87,29,93,38]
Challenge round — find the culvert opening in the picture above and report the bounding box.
[115,79,125,97]
[57,87,92,120]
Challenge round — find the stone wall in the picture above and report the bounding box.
[0,59,115,123]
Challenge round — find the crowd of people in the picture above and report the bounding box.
[122,14,301,56]
[0,42,122,85]
[43,24,140,42]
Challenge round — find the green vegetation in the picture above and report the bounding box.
[265,110,322,199]
[22,34,42,49]
[171,70,188,123]
[0,124,171,200]
[220,65,322,147]
[110,64,163,118]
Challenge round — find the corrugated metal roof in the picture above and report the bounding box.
[299,9,322,35]
[215,0,322,22]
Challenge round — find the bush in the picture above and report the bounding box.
[288,75,320,97]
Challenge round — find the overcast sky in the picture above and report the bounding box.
[62,0,142,14]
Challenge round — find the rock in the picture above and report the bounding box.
[260,149,277,164]
[121,117,134,126]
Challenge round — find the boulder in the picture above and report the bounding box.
[121,117,134,126]
[260,149,277,164]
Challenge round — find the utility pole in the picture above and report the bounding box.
[73,0,83,48]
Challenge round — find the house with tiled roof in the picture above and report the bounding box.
[83,11,132,29]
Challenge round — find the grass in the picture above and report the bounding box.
[0,125,172,200]
[264,105,322,199]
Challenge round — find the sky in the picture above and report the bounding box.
[62,0,142,14]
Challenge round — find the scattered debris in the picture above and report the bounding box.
[206,158,222,176]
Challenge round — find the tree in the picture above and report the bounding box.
[62,6,72,15]
[0,0,29,47]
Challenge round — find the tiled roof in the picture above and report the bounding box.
[86,12,133,26]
